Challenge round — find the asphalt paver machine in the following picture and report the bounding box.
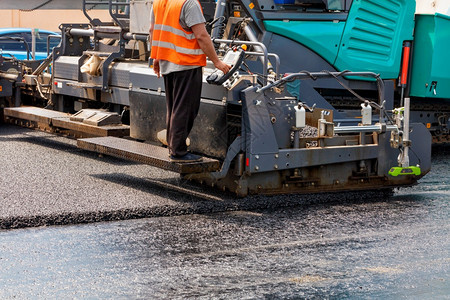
[3,0,440,196]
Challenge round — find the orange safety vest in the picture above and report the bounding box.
[151,0,206,66]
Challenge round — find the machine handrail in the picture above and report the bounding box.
[244,52,280,76]
[46,35,61,57]
[109,0,130,30]
[257,71,386,122]
[83,0,130,29]
[212,38,269,84]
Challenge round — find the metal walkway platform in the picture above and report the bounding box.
[4,106,70,124]
[77,136,221,174]
[4,107,129,137]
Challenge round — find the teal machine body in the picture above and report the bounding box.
[260,0,449,143]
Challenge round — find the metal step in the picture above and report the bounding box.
[4,106,70,125]
[4,107,129,137]
[77,137,221,174]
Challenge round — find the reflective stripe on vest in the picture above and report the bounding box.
[153,24,196,40]
[151,0,206,66]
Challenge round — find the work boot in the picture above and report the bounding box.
[169,153,202,163]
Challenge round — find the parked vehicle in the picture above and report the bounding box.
[0,28,60,60]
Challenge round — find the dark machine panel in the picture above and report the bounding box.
[130,89,228,159]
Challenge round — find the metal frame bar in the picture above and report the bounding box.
[83,0,130,29]
[245,51,280,75]
[212,38,270,84]
[109,0,130,30]
[257,71,386,122]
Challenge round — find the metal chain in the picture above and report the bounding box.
[19,0,104,12]
[19,0,54,12]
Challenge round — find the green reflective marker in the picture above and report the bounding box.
[389,166,421,176]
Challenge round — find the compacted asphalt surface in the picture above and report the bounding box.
[0,124,448,298]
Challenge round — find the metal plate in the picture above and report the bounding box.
[52,119,129,137]
[4,107,70,125]
[77,137,220,174]
[4,107,129,137]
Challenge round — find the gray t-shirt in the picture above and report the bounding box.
[150,0,206,75]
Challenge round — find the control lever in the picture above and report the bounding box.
[206,47,245,85]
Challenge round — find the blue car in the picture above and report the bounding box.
[0,28,61,61]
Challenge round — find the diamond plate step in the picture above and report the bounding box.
[77,137,221,174]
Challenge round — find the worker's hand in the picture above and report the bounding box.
[214,60,231,75]
[153,59,160,78]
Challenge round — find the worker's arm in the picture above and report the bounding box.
[148,6,155,44]
[191,23,230,74]
[148,23,153,37]
[148,8,160,77]
[149,21,160,77]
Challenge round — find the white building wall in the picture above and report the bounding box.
[416,0,450,15]
[0,10,111,32]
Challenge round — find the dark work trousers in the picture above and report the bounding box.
[163,67,203,157]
